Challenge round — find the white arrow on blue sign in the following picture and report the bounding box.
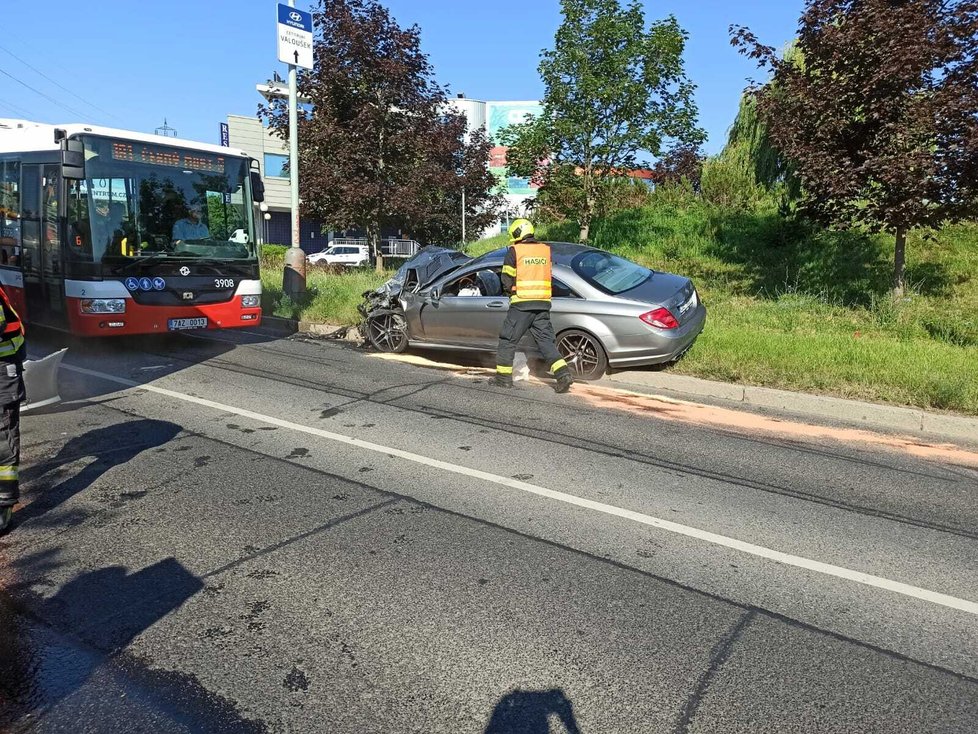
[277,4,313,70]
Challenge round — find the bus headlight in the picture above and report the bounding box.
[240,295,260,308]
[81,298,127,314]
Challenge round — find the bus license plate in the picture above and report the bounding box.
[168,317,208,331]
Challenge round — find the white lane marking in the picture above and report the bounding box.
[62,363,978,616]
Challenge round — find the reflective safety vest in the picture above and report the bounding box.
[0,286,25,359]
[511,242,552,304]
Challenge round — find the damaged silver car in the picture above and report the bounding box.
[359,243,706,381]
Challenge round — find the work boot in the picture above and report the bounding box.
[0,504,13,534]
[489,373,513,388]
[553,368,574,394]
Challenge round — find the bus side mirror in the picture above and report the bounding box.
[251,171,265,202]
[61,139,85,180]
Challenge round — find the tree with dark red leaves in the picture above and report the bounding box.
[260,0,500,267]
[732,0,978,297]
[652,142,706,191]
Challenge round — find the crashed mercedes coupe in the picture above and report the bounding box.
[359,243,706,381]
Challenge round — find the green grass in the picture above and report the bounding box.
[260,247,390,324]
[261,266,389,324]
[259,208,978,414]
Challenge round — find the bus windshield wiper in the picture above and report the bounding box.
[109,252,183,274]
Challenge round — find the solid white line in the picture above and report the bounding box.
[62,363,978,616]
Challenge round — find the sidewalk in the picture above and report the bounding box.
[261,316,977,448]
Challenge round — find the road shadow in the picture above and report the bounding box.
[485,688,582,734]
[0,556,257,731]
[25,324,287,407]
[14,419,182,529]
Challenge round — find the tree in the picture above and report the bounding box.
[732,1,978,297]
[500,0,704,242]
[722,90,795,195]
[400,121,503,246]
[652,142,705,191]
[260,0,498,268]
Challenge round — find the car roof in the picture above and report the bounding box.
[471,242,599,266]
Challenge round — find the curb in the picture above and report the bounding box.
[605,371,978,447]
[259,315,298,334]
[262,315,362,342]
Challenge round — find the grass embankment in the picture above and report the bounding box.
[260,204,978,414]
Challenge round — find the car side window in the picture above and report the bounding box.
[443,270,481,297]
[552,278,580,298]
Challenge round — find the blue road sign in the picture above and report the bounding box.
[277,4,312,32]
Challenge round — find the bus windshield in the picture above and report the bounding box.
[69,135,256,264]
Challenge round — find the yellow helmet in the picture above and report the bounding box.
[508,218,535,243]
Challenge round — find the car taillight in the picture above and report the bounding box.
[640,308,679,329]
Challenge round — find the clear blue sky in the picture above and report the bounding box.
[1,0,802,155]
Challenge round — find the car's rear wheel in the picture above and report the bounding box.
[366,310,409,353]
[557,329,608,381]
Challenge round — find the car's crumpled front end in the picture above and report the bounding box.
[358,246,472,347]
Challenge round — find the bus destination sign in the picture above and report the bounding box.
[111,142,226,173]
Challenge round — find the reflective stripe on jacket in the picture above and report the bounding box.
[510,242,552,304]
[0,287,25,359]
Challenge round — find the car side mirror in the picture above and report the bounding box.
[430,287,441,303]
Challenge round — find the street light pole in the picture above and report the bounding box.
[461,188,466,244]
[282,0,307,299]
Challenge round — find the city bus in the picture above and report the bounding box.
[0,119,264,336]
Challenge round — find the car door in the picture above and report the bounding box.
[418,267,507,348]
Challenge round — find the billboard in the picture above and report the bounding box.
[486,101,543,197]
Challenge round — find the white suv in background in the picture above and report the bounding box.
[307,244,370,267]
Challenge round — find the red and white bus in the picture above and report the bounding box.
[0,120,264,336]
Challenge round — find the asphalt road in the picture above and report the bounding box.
[1,326,976,733]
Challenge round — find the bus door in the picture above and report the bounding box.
[21,164,67,327]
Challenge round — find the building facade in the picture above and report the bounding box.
[444,96,543,236]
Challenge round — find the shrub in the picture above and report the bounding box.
[260,244,289,270]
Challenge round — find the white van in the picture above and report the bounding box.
[307,244,370,267]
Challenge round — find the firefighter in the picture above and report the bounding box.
[492,218,573,393]
[0,285,25,533]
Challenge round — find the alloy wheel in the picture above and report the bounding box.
[557,330,607,380]
[367,312,409,353]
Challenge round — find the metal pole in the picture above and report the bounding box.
[283,0,306,298]
[461,188,466,244]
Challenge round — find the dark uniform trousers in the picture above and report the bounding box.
[496,307,565,372]
[0,356,24,507]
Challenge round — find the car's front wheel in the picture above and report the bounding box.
[366,310,409,353]
[557,329,608,381]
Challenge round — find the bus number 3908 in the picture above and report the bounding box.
[214,279,235,289]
